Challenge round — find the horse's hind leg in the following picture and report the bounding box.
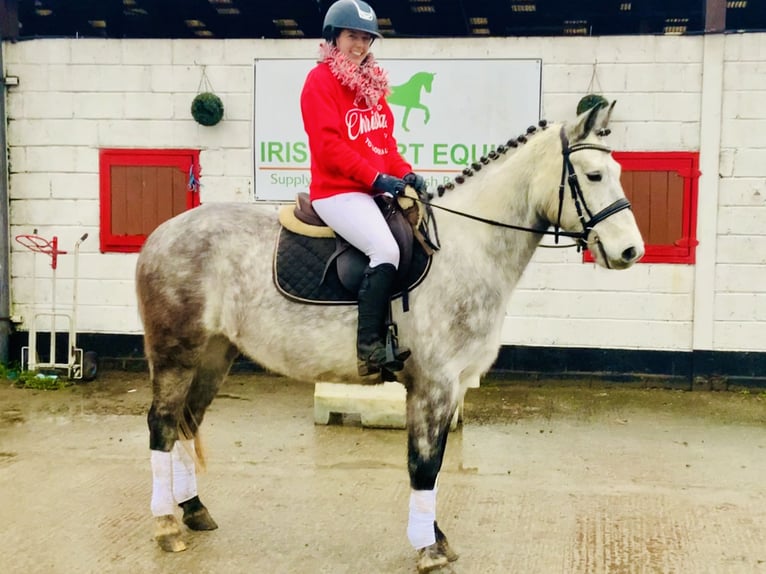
[147,335,238,552]
[177,336,239,532]
[148,360,195,552]
[406,382,460,573]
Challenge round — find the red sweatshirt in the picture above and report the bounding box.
[300,62,412,201]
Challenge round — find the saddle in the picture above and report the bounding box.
[273,188,438,309]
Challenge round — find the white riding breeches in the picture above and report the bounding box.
[311,192,400,269]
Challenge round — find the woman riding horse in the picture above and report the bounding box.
[300,0,427,380]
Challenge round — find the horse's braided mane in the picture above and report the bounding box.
[432,119,550,198]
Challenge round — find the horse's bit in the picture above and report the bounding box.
[414,125,633,252]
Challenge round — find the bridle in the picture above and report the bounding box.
[554,125,632,249]
[414,125,633,252]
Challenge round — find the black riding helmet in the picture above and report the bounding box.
[322,0,382,43]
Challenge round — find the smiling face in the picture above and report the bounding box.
[335,28,374,65]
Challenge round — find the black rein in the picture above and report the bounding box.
[413,126,633,251]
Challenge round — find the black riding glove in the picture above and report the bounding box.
[403,172,427,194]
[372,173,407,197]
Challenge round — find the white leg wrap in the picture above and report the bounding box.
[171,439,198,504]
[150,450,174,517]
[407,488,437,549]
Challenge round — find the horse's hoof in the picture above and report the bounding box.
[154,515,187,552]
[434,522,459,562]
[437,538,459,563]
[183,507,219,531]
[180,496,219,531]
[416,543,450,573]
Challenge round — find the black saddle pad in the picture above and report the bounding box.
[273,228,431,305]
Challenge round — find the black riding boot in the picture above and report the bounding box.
[357,263,411,377]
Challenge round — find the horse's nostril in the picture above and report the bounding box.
[622,246,637,262]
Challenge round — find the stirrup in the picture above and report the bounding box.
[357,343,404,376]
[357,360,404,377]
[394,346,411,362]
[356,366,398,384]
[386,320,411,362]
[381,368,398,382]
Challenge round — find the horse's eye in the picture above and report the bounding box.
[586,172,602,182]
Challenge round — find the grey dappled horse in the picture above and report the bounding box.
[136,102,644,573]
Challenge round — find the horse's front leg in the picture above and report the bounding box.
[406,384,460,573]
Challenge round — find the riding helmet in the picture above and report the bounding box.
[322,0,382,42]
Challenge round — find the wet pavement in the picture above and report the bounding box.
[2,371,766,573]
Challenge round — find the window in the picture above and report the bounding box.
[99,149,201,253]
[585,151,700,264]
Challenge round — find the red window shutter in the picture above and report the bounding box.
[99,149,201,253]
[584,151,699,265]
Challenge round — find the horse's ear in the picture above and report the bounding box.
[603,99,616,127]
[568,99,615,142]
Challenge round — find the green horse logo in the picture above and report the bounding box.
[388,71,434,132]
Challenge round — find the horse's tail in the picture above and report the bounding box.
[179,411,207,471]
[193,432,207,471]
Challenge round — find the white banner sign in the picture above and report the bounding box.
[253,58,541,202]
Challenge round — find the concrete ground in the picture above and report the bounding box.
[2,371,766,574]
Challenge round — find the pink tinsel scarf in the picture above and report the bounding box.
[319,42,390,108]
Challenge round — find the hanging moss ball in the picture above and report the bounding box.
[191,92,224,126]
[577,94,609,116]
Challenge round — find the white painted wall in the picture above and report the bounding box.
[3,33,764,354]
[712,33,766,352]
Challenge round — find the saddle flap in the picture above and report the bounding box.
[274,227,431,306]
[387,210,414,275]
[274,189,433,306]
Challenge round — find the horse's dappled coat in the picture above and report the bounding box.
[136,102,644,572]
